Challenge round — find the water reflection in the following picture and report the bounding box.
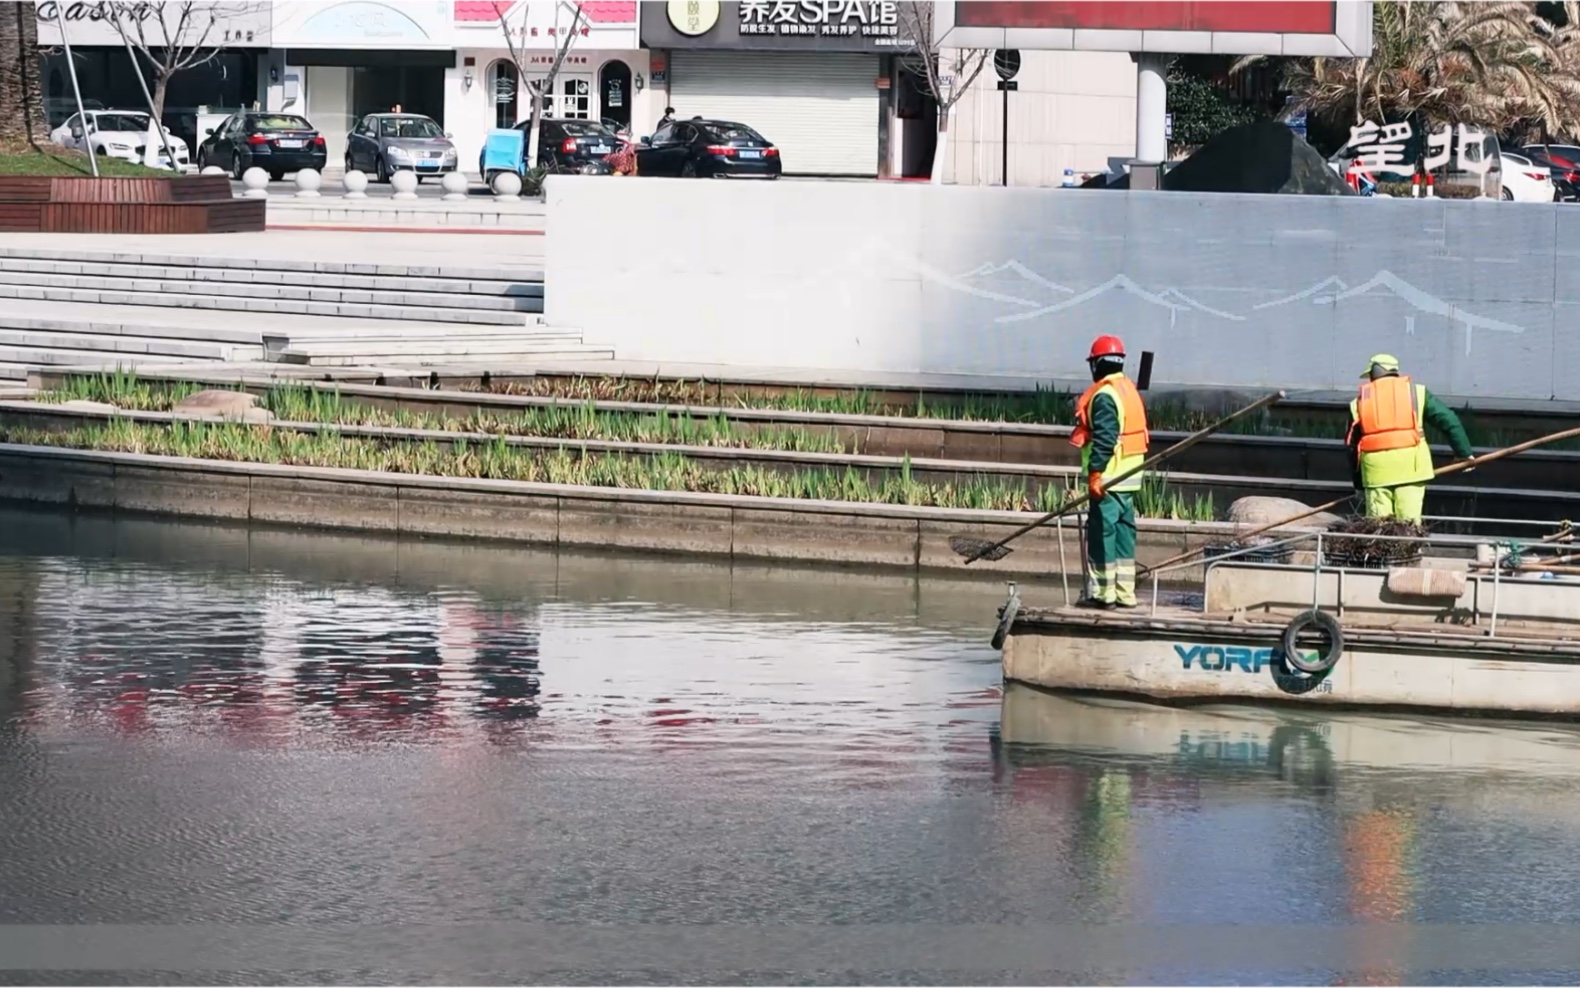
[6,509,1580,982]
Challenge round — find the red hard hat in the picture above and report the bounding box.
[1088,335,1126,360]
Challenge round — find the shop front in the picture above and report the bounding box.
[450,0,648,157]
[269,1,457,167]
[639,1,912,177]
[35,0,271,149]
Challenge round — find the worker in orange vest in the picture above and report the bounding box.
[1071,335,1150,608]
[1347,354,1473,524]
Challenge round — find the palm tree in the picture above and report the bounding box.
[1243,1,1580,138]
[0,1,47,149]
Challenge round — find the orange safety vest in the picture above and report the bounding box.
[1354,375,1424,453]
[1070,373,1150,456]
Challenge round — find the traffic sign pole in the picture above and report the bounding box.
[993,50,1021,187]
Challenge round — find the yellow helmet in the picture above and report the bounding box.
[1360,353,1401,378]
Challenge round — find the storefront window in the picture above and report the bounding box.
[559,77,592,119]
[490,60,518,128]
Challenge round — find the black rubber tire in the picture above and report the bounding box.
[268,170,284,183]
[681,159,697,178]
[1281,609,1343,675]
[376,156,389,183]
[230,151,244,181]
[991,594,1021,651]
[1502,186,1515,201]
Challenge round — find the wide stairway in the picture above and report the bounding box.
[0,245,609,378]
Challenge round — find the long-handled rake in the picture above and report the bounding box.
[950,390,1287,564]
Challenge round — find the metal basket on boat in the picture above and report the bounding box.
[1203,541,1295,565]
[1321,521,1426,570]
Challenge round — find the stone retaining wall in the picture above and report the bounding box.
[0,444,1232,581]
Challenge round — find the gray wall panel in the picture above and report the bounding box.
[546,177,1575,400]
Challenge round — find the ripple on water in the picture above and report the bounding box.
[5,524,1580,983]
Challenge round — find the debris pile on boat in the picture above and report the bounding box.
[1322,518,1429,569]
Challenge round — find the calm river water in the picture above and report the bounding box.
[3,507,1580,985]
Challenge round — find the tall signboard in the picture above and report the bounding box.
[931,1,1372,57]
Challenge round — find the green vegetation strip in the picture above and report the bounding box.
[0,416,1216,521]
[44,369,1557,453]
[483,374,1551,449]
[44,374,850,454]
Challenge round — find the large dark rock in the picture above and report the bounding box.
[1105,121,1356,195]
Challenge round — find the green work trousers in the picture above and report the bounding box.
[1363,484,1426,524]
[1086,490,1138,606]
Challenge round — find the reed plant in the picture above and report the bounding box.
[0,418,1221,519]
[38,370,1549,454]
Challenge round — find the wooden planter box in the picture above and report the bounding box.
[0,175,264,233]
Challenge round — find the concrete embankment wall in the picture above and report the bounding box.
[0,445,1231,581]
[546,177,1579,402]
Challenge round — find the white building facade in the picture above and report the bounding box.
[267,1,650,170]
[34,0,1137,184]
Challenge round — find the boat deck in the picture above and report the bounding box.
[1014,603,1580,658]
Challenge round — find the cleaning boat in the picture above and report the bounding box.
[992,519,1580,718]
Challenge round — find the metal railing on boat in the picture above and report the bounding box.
[1134,518,1579,644]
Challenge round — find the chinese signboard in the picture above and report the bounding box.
[738,1,899,39]
[35,0,271,48]
[640,0,912,51]
[1343,119,1491,177]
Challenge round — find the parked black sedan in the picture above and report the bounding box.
[636,118,780,179]
[196,112,327,181]
[525,118,622,174]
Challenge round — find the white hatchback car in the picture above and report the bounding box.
[49,110,191,170]
[1500,151,1557,202]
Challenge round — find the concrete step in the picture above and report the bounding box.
[0,246,543,284]
[0,313,266,347]
[0,344,247,370]
[0,282,537,326]
[277,341,614,366]
[0,256,543,299]
[0,269,542,315]
[262,330,584,359]
[0,328,257,361]
[262,324,584,343]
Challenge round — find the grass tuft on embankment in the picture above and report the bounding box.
[0,418,1217,521]
[43,376,851,454]
[0,145,170,177]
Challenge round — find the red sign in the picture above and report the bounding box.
[956,2,1336,34]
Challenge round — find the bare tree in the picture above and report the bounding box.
[896,1,990,184]
[105,1,261,121]
[0,2,48,149]
[494,1,588,169]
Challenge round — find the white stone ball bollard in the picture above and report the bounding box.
[491,171,522,200]
[200,165,226,176]
[294,168,322,198]
[390,168,419,201]
[440,170,469,202]
[342,169,368,198]
[241,167,270,198]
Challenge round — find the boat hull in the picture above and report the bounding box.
[1002,610,1580,717]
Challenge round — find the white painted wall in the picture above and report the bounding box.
[946,50,1137,187]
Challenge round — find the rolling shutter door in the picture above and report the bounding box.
[668,51,878,176]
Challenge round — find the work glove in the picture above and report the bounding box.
[1087,473,1105,502]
